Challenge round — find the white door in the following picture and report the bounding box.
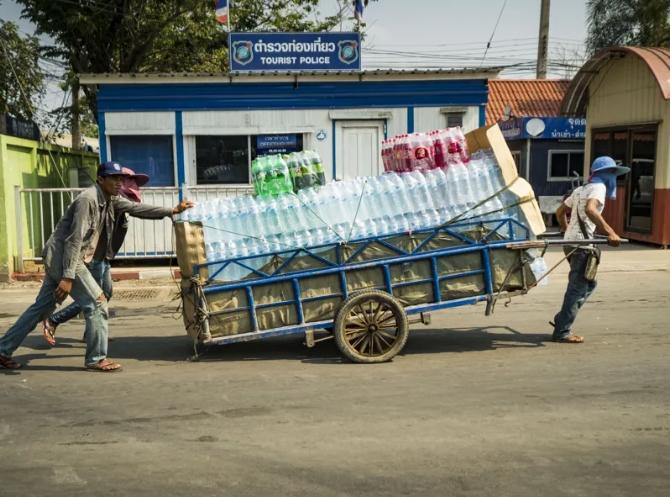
[336,121,384,179]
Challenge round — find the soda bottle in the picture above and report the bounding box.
[252,156,267,196]
[432,129,448,169]
[409,132,435,171]
[309,150,326,186]
[287,152,301,192]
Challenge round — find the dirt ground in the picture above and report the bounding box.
[1,245,669,497]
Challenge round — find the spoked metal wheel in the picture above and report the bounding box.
[334,289,409,363]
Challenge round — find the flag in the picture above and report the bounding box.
[215,0,229,26]
[353,0,366,22]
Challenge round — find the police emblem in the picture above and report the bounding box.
[232,40,254,66]
[338,40,359,65]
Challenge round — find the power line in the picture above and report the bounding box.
[480,0,509,66]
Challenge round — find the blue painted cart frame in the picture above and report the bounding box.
[190,217,533,353]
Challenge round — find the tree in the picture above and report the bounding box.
[16,0,345,121]
[586,0,670,54]
[0,20,44,121]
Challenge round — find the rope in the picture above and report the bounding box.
[440,177,520,228]
[292,192,348,244]
[346,179,368,242]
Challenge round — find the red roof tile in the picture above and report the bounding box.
[486,79,571,125]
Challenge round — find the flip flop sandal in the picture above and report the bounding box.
[42,320,57,347]
[0,355,22,369]
[552,335,584,343]
[85,359,122,373]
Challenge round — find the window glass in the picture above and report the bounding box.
[568,152,584,176]
[549,151,584,179]
[550,152,569,178]
[628,130,656,232]
[446,113,464,128]
[109,135,175,187]
[195,136,249,184]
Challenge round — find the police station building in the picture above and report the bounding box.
[80,32,499,194]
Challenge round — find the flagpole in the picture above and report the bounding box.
[228,0,232,32]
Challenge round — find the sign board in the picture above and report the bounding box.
[499,117,586,140]
[229,32,361,72]
[256,134,301,155]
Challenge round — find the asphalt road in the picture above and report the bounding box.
[1,246,669,497]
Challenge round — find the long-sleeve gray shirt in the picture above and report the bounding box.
[42,185,174,279]
[42,185,109,279]
[94,196,174,261]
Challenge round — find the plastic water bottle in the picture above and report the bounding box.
[432,129,448,169]
[408,132,435,171]
[530,255,549,286]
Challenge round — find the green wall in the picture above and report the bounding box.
[0,134,98,280]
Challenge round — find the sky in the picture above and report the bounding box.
[1,0,589,116]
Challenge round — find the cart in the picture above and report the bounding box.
[177,215,586,363]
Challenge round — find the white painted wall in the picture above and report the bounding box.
[413,106,480,134]
[105,112,175,134]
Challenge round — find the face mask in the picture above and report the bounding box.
[590,171,617,200]
[119,178,142,203]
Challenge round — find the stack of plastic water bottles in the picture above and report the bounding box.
[180,150,526,280]
[382,128,470,172]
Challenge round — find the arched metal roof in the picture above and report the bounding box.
[560,46,670,116]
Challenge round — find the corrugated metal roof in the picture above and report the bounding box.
[79,67,503,85]
[561,46,670,116]
[486,79,571,125]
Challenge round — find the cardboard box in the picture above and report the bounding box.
[466,124,546,236]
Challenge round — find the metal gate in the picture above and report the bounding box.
[14,185,252,272]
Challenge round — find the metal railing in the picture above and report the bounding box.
[14,185,253,272]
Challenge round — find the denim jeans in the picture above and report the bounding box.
[50,259,112,325]
[0,263,109,365]
[553,250,598,339]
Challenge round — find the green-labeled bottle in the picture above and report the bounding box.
[309,150,326,186]
[273,154,293,196]
[252,156,267,197]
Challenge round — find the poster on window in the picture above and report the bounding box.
[256,134,301,155]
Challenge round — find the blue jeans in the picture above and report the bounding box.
[553,250,598,339]
[0,263,109,365]
[50,260,112,325]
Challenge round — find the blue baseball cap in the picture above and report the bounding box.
[591,156,630,176]
[97,161,131,177]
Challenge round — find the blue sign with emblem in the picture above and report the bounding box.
[229,32,361,72]
[499,117,586,140]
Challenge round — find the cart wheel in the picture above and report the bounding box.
[334,289,409,363]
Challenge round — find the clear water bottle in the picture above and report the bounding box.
[530,255,549,286]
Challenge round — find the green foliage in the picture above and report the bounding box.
[587,0,670,54]
[0,20,44,120]
[16,0,345,117]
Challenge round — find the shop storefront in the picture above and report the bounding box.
[80,69,498,193]
[499,116,585,217]
[561,46,670,247]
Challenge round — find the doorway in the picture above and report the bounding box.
[335,120,384,180]
[591,125,657,233]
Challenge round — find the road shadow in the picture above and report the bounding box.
[88,325,549,365]
[1,352,88,374]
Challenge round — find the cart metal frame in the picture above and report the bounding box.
[191,217,532,352]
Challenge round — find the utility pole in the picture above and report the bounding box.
[536,0,550,79]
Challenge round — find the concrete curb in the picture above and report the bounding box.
[12,268,182,282]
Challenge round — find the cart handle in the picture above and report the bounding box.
[506,238,629,250]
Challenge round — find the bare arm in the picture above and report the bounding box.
[556,202,569,233]
[585,198,621,247]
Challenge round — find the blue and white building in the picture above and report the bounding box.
[80,69,499,194]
